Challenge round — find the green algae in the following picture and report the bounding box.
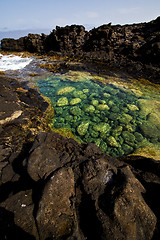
[37,71,160,158]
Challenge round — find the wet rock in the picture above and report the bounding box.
[77,122,89,136]
[96,104,110,111]
[107,136,119,147]
[127,104,139,111]
[70,97,81,105]
[91,99,99,106]
[122,131,136,146]
[57,97,69,106]
[119,113,133,124]
[70,106,82,116]
[93,122,111,133]
[84,104,96,113]
[57,86,75,95]
[139,121,160,138]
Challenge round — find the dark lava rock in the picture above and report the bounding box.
[1,17,160,82]
[0,130,160,239]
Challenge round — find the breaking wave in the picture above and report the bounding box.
[0,54,33,71]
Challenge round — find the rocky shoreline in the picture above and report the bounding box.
[0,75,160,239]
[1,17,160,82]
[0,17,160,239]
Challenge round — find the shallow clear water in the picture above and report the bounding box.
[37,71,160,158]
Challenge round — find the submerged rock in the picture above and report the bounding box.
[122,131,136,146]
[96,104,110,111]
[57,97,69,106]
[70,97,82,105]
[70,106,82,116]
[57,86,75,95]
[84,104,96,113]
[107,136,119,147]
[77,122,89,136]
[93,122,111,133]
[119,113,133,124]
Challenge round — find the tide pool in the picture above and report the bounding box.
[37,71,160,158]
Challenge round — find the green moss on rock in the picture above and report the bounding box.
[57,97,69,106]
[77,122,89,136]
[70,98,81,105]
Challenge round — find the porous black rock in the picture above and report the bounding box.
[1,17,160,82]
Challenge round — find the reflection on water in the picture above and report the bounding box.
[37,71,160,158]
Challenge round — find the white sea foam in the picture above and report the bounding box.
[0,54,33,71]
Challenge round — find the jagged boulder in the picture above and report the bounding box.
[0,131,159,240]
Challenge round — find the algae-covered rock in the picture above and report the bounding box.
[57,97,68,106]
[119,113,133,124]
[147,113,160,129]
[94,138,102,147]
[122,131,136,146]
[54,107,63,115]
[99,100,106,104]
[90,130,99,138]
[73,90,83,97]
[77,122,89,136]
[103,92,111,98]
[108,100,115,106]
[125,125,134,132]
[111,106,120,113]
[84,105,95,113]
[122,143,133,155]
[70,106,82,116]
[112,126,123,136]
[93,122,111,133]
[57,86,75,95]
[73,90,87,99]
[108,112,118,121]
[139,121,160,138]
[134,132,144,143]
[83,89,89,93]
[137,99,160,118]
[70,98,81,105]
[91,99,99,106]
[127,104,139,111]
[65,114,73,122]
[96,104,110,111]
[107,136,119,147]
[100,141,108,152]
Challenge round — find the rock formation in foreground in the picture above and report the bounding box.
[1,17,160,82]
[0,76,160,240]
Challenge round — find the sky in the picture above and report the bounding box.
[0,0,160,34]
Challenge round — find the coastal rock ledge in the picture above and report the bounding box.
[1,16,160,82]
[0,76,160,239]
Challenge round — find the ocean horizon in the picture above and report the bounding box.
[0,28,51,42]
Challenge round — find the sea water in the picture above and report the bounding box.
[37,71,160,158]
[0,53,33,71]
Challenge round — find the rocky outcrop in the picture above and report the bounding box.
[1,17,160,63]
[0,76,160,239]
[1,131,160,240]
[1,17,160,82]
[1,33,47,53]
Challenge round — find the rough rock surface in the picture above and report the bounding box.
[0,76,160,240]
[1,130,160,240]
[1,17,160,82]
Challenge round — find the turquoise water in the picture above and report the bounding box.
[37,72,160,158]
